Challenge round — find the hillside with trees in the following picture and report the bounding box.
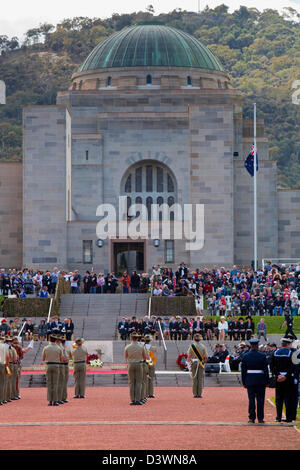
[0,5,299,188]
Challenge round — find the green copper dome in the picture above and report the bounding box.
[78,23,224,72]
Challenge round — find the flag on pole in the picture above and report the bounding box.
[244,144,258,177]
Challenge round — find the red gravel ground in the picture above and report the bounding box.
[0,387,299,450]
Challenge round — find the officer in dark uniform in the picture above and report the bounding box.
[280,312,297,341]
[241,338,270,424]
[270,337,296,422]
[290,339,300,421]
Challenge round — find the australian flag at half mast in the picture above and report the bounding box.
[244,144,258,177]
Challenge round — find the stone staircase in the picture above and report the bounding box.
[59,293,149,340]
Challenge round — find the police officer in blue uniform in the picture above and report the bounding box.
[241,338,270,424]
[270,337,296,423]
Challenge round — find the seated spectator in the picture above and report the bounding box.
[153,283,162,296]
[61,317,74,340]
[180,317,191,340]
[118,316,129,340]
[208,295,218,315]
[257,317,267,341]
[238,318,246,341]
[153,317,164,339]
[192,316,204,339]
[50,316,62,335]
[245,315,254,340]
[229,317,240,341]
[162,317,170,339]
[24,274,34,295]
[0,318,10,336]
[128,316,139,336]
[24,319,34,341]
[142,316,154,336]
[203,317,213,340]
[38,320,47,341]
[39,286,49,298]
[218,316,228,342]
[169,316,179,340]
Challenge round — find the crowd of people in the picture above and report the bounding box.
[151,261,300,316]
[0,268,60,298]
[207,341,280,372]
[1,261,300,317]
[118,312,297,342]
[0,316,74,342]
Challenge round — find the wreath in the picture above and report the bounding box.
[87,354,103,367]
[177,353,189,371]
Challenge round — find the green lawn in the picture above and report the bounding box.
[203,316,300,335]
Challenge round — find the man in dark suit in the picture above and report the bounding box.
[245,316,255,341]
[175,263,188,282]
[230,317,240,341]
[169,316,179,340]
[118,317,129,340]
[50,316,63,335]
[141,316,154,336]
[241,338,270,423]
[192,317,204,339]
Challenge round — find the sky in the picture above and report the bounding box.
[0,0,300,39]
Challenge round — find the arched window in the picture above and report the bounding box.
[121,162,176,221]
[217,79,222,89]
[72,82,77,90]
[107,76,112,87]
[146,197,153,219]
[146,74,152,85]
[187,76,192,86]
[79,80,83,90]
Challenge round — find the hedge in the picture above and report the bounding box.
[149,296,196,316]
[1,278,71,318]
[2,298,51,318]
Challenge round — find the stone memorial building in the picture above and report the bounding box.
[0,23,299,272]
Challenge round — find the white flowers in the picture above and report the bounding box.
[89,359,103,367]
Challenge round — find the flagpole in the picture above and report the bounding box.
[253,103,257,271]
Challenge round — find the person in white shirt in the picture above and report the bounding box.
[195,295,203,314]
[218,316,228,341]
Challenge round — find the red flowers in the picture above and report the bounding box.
[87,354,98,364]
[176,353,188,371]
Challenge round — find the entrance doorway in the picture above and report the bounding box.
[113,241,145,276]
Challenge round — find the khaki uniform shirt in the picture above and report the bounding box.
[125,342,145,363]
[188,342,207,360]
[72,345,88,362]
[60,345,70,363]
[42,344,62,363]
[0,343,8,364]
